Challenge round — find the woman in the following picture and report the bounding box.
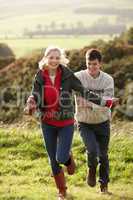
[24,46,109,200]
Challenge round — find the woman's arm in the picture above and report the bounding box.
[31,70,43,104]
[70,73,118,107]
[70,73,101,105]
[24,71,43,115]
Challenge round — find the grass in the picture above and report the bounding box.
[0,122,133,200]
[0,35,111,58]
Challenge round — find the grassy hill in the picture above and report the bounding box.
[0,24,133,200]
[0,121,133,200]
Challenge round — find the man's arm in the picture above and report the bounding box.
[102,77,119,108]
[103,77,114,98]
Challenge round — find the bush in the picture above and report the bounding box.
[0,43,15,70]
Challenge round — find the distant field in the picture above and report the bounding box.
[0,1,132,37]
[0,11,115,36]
[0,6,130,59]
[0,35,111,58]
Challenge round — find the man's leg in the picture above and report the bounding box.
[78,122,98,187]
[95,121,110,193]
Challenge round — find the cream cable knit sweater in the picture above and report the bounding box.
[75,69,114,124]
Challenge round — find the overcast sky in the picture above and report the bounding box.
[0,0,132,7]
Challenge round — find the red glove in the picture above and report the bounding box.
[105,98,119,108]
[105,99,113,108]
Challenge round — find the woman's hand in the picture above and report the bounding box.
[24,96,37,115]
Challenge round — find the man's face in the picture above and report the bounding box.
[86,59,101,77]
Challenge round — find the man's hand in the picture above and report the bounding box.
[112,97,119,107]
[105,97,119,108]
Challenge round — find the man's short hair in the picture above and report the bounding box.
[86,49,102,62]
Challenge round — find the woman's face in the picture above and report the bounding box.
[46,50,61,70]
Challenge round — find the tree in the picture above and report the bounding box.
[50,21,57,30]
[60,22,67,30]
[76,21,84,29]
[127,27,133,45]
[36,24,42,33]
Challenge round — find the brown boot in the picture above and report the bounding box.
[87,167,96,187]
[66,152,76,175]
[53,170,67,200]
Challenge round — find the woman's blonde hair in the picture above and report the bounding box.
[39,46,69,69]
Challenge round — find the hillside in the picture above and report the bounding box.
[0,121,133,199]
[0,25,133,200]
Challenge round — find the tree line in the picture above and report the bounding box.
[23,21,126,38]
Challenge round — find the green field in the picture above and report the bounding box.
[0,121,133,200]
[0,1,131,59]
[0,35,111,58]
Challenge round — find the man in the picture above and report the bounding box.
[75,49,117,194]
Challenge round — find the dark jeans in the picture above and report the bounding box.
[41,123,74,175]
[78,120,110,184]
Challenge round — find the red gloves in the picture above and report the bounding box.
[105,98,119,108]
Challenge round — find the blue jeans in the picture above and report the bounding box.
[41,123,74,175]
[78,121,110,184]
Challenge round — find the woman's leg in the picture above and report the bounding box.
[56,124,74,164]
[41,123,67,199]
[41,123,62,175]
[56,124,76,175]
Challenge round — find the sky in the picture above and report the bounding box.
[0,0,132,37]
[0,0,132,7]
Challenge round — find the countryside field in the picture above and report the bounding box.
[0,35,111,58]
[0,121,133,200]
[0,0,131,58]
[0,0,132,41]
[0,12,107,35]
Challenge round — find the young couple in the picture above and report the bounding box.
[24,46,118,200]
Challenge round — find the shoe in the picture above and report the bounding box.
[100,183,112,195]
[66,152,76,175]
[87,167,96,187]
